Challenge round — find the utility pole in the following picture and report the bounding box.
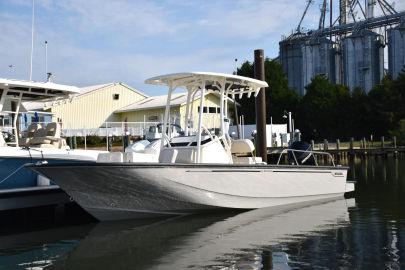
[45,40,48,81]
[29,0,35,81]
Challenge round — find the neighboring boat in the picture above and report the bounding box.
[0,78,106,211]
[31,72,355,221]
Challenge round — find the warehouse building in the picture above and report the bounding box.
[22,82,236,137]
[45,82,148,130]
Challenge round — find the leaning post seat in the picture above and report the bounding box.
[20,123,43,146]
[28,122,67,149]
[231,139,255,156]
[231,139,265,165]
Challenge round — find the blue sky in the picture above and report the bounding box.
[1,0,404,95]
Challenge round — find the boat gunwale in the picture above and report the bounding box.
[29,162,349,171]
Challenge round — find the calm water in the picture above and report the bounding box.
[1,156,405,270]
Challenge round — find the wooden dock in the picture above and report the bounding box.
[312,136,405,159]
[267,136,404,164]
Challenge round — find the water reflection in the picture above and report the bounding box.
[43,198,351,270]
[0,224,93,270]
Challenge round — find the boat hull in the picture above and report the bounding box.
[0,147,103,211]
[31,163,353,221]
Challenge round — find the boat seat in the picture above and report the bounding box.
[124,152,158,163]
[232,156,265,165]
[33,128,47,137]
[159,148,178,163]
[44,122,61,138]
[97,152,123,163]
[29,123,67,149]
[20,123,43,146]
[231,139,255,156]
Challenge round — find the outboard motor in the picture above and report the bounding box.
[288,141,316,165]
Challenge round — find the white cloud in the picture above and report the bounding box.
[2,0,403,96]
[51,0,182,37]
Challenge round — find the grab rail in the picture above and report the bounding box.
[276,149,335,167]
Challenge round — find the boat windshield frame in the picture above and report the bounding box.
[145,72,268,163]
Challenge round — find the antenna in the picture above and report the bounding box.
[29,0,35,81]
[45,40,48,81]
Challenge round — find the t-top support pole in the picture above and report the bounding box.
[196,79,206,163]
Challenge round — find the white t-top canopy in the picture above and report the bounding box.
[145,72,268,98]
[0,78,80,101]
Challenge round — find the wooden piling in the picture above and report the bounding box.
[68,137,73,149]
[107,135,113,152]
[72,136,77,149]
[254,49,267,163]
[349,137,354,157]
[123,135,130,152]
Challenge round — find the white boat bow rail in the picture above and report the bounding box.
[276,148,336,167]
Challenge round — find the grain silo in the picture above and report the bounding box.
[279,33,308,96]
[302,37,341,93]
[388,22,405,79]
[342,30,384,93]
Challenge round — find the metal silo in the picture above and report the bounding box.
[388,22,405,79]
[279,33,308,96]
[342,30,384,93]
[302,37,341,93]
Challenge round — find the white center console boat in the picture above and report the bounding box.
[31,72,355,221]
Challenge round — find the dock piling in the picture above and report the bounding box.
[254,49,267,163]
[323,139,328,150]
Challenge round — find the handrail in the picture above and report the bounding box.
[276,148,335,167]
[201,125,214,141]
[162,133,172,147]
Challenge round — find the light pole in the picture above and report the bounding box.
[283,111,293,144]
[283,111,292,133]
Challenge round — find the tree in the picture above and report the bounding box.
[390,119,405,146]
[298,76,351,140]
[236,59,299,125]
[368,75,399,137]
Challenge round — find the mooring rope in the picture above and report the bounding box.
[0,160,48,185]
